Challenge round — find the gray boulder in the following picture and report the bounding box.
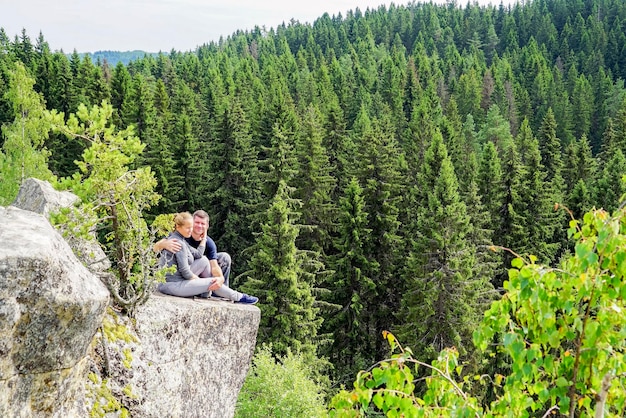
[11,177,110,272]
[0,206,110,417]
[11,177,78,218]
[89,294,261,417]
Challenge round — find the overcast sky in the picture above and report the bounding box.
[1,0,516,53]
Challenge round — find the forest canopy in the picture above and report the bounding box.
[2,0,626,414]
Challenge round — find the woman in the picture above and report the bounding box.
[157,212,258,304]
[157,212,216,297]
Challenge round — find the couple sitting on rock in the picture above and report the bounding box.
[154,210,258,304]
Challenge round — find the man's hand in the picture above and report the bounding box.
[162,238,182,253]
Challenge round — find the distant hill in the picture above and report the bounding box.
[77,50,159,66]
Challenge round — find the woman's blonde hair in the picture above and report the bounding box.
[173,211,193,229]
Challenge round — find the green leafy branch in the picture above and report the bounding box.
[475,203,626,417]
[329,331,482,417]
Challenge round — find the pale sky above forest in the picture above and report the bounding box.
[2,0,517,53]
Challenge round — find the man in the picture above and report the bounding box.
[186,210,232,289]
[155,210,257,304]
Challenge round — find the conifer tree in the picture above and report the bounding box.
[256,67,297,153]
[536,107,566,261]
[610,97,626,158]
[599,116,618,164]
[397,130,489,364]
[109,62,132,128]
[172,112,201,211]
[457,114,482,192]
[401,84,437,178]
[460,151,499,292]
[479,104,514,153]
[258,118,299,203]
[207,97,261,272]
[379,53,406,135]
[454,68,483,125]
[0,28,9,56]
[47,53,75,116]
[33,33,52,100]
[489,57,519,134]
[515,118,561,262]
[125,73,156,145]
[140,80,182,217]
[240,181,321,360]
[482,106,528,266]
[142,125,181,217]
[538,108,564,186]
[168,81,206,211]
[477,140,507,286]
[563,134,598,217]
[562,141,580,195]
[441,98,466,183]
[323,177,376,382]
[402,57,422,123]
[73,55,96,107]
[568,179,593,221]
[328,54,356,124]
[353,107,404,359]
[321,92,353,199]
[497,138,531,272]
[86,58,110,108]
[553,84,575,144]
[199,65,229,155]
[596,149,626,213]
[294,104,337,254]
[43,52,85,178]
[571,74,594,141]
[575,134,597,185]
[478,141,505,238]
[13,29,35,71]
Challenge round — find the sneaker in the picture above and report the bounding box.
[237,294,259,304]
[210,293,229,302]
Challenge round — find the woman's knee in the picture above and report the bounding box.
[191,256,210,274]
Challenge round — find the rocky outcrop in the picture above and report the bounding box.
[11,177,79,218]
[90,294,261,417]
[0,206,110,417]
[1,180,261,417]
[11,177,110,272]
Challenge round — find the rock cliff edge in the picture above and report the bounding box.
[0,179,260,417]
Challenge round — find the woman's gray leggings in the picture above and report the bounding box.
[158,256,243,301]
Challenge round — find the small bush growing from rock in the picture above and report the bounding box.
[236,345,328,418]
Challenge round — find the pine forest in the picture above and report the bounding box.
[3,0,626,415]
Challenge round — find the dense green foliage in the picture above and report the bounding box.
[235,345,328,418]
[3,0,626,411]
[330,197,626,416]
[49,101,162,315]
[0,61,56,204]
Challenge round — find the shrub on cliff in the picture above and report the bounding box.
[236,345,328,418]
[52,100,163,315]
